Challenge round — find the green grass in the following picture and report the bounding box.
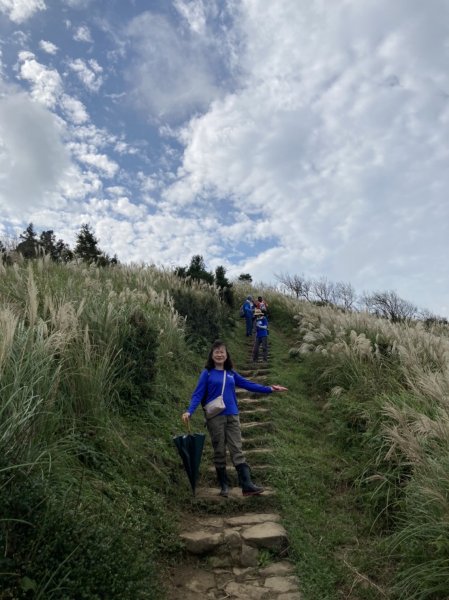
[2,272,449,599]
[252,323,391,600]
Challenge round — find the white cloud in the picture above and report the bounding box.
[68,58,103,92]
[60,93,88,124]
[68,143,119,177]
[0,89,82,213]
[173,0,207,34]
[73,25,92,43]
[0,0,45,23]
[161,0,449,315]
[18,50,62,108]
[125,11,222,119]
[111,196,146,219]
[17,51,89,124]
[2,0,449,318]
[39,40,58,54]
[106,185,127,196]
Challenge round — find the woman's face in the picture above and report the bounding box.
[212,345,227,367]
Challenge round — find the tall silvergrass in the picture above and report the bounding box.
[292,302,449,598]
[0,258,222,598]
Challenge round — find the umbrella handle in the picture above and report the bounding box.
[185,420,192,434]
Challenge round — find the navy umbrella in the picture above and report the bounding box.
[173,425,206,496]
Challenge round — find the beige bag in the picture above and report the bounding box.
[204,370,226,419]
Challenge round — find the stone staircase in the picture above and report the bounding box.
[168,341,301,599]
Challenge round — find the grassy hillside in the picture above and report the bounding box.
[280,301,449,599]
[0,258,231,599]
[1,261,449,599]
[229,291,449,599]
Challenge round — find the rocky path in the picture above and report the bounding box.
[168,345,301,599]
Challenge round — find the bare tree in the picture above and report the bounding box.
[418,308,448,327]
[361,290,417,322]
[334,281,357,311]
[311,277,337,305]
[275,272,312,300]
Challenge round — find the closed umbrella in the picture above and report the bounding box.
[173,423,206,496]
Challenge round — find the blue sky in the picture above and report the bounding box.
[1,0,449,316]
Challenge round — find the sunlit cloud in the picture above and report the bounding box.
[0,0,45,23]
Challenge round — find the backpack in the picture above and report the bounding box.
[239,304,245,318]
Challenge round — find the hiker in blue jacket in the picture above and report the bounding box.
[182,339,288,497]
[242,295,254,336]
[252,308,269,363]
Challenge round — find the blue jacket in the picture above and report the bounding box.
[243,299,254,317]
[186,368,272,416]
[255,315,269,338]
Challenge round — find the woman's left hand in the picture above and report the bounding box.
[271,385,288,392]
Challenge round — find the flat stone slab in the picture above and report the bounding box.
[225,513,281,526]
[244,448,272,455]
[241,436,271,447]
[241,421,274,432]
[179,530,223,554]
[240,408,270,415]
[238,397,270,405]
[194,486,276,502]
[241,522,288,550]
[264,575,300,593]
[259,561,296,577]
[223,581,267,600]
[179,517,289,576]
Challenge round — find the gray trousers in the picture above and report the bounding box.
[252,336,268,361]
[206,414,245,468]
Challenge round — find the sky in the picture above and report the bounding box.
[1,0,449,316]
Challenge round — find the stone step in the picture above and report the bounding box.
[244,366,270,371]
[204,465,273,486]
[241,421,274,434]
[241,447,272,460]
[238,368,270,377]
[239,408,270,421]
[167,564,301,599]
[193,486,276,503]
[174,512,300,598]
[221,448,273,467]
[241,435,272,449]
[180,513,288,555]
[238,397,270,406]
[207,464,272,475]
[168,568,300,599]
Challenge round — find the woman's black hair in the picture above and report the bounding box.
[205,339,234,370]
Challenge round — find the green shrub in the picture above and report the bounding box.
[0,479,177,599]
[114,310,159,412]
[171,284,228,349]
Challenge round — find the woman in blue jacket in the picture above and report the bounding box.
[182,339,287,497]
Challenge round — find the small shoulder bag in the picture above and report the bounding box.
[204,370,226,419]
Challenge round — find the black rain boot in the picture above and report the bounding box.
[236,463,264,496]
[215,466,229,497]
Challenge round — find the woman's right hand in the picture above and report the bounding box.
[182,412,191,424]
[271,385,288,392]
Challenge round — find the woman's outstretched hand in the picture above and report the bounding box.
[182,412,191,424]
[270,385,288,392]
